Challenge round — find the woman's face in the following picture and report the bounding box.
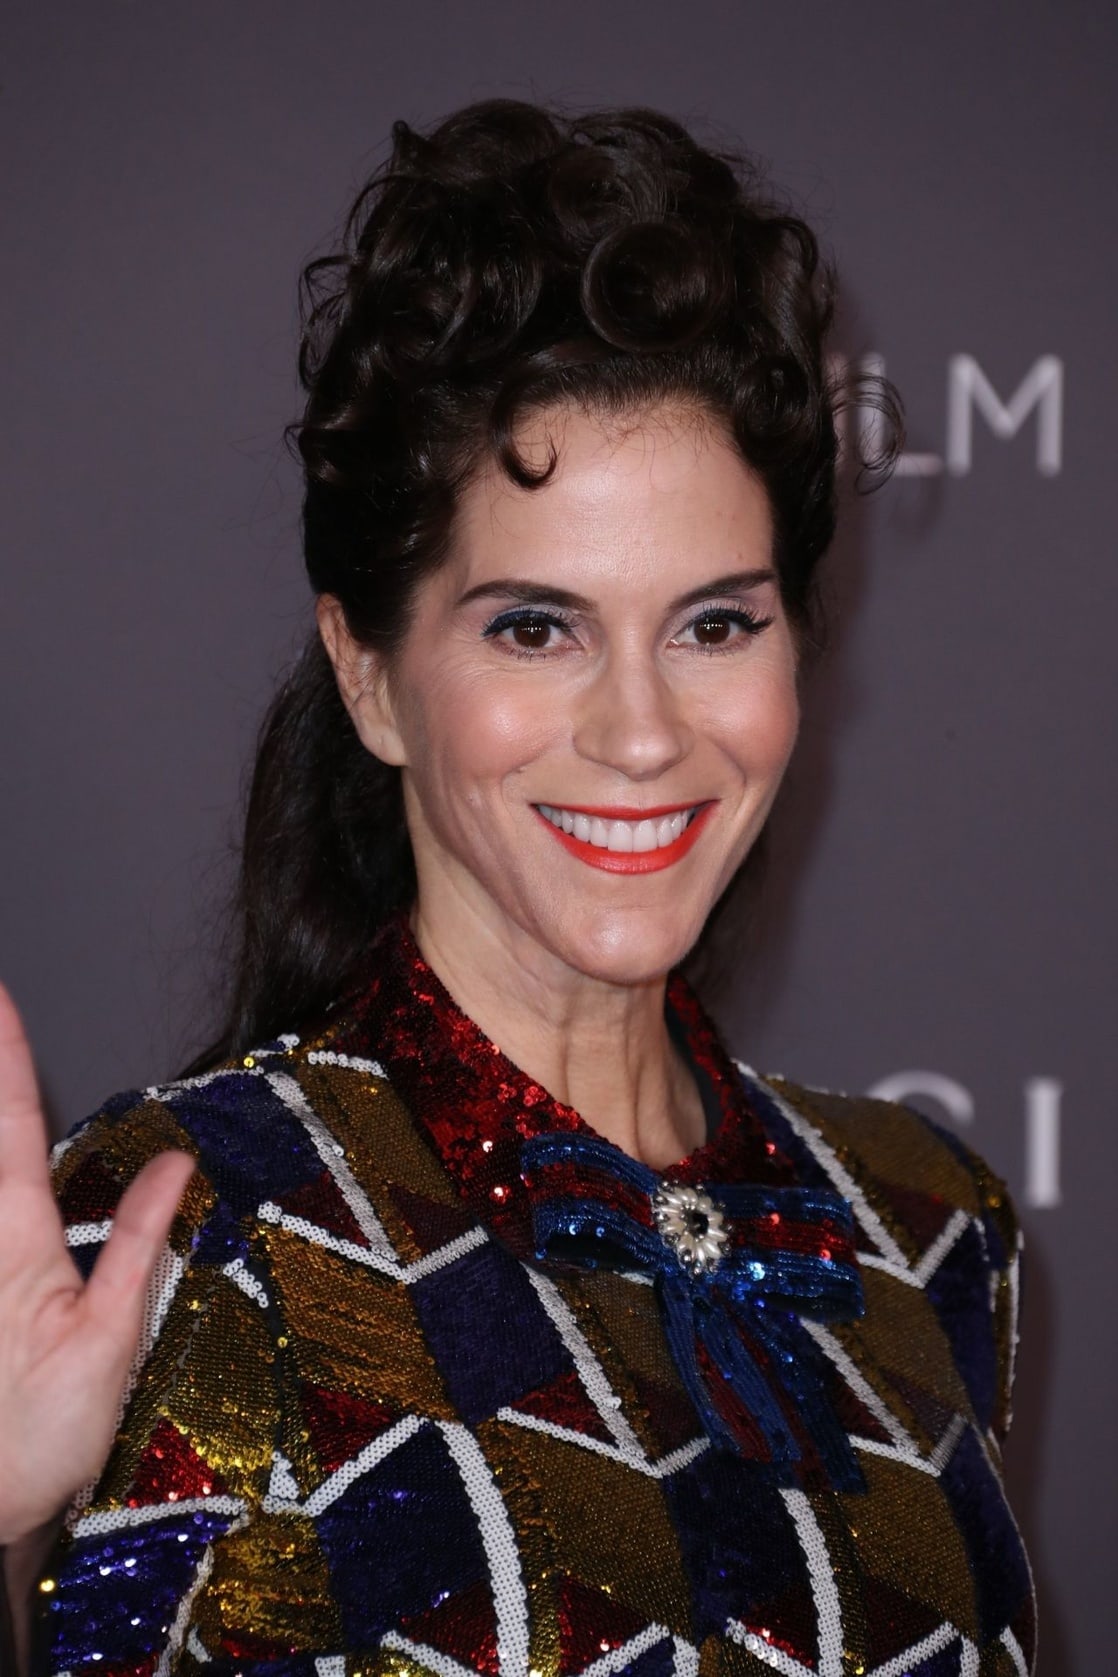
[330,404,800,988]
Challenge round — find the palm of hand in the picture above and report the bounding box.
[0,984,194,1545]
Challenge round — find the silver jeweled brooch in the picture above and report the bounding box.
[652,1181,729,1276]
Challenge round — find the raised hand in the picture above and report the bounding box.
[0,982,196,1546]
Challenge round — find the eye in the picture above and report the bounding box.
[481,608,573,655]
[676,607,774,650]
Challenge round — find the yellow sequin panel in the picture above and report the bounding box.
[698,1633,788,1676]
[553,1269,696,1461]
[296,1065,469,1264]
[842,1452,979,1641]
[52,1100,217,1259]
[567,1268,686,1388]
[481,1418,692,1638]
[474,1415,561,1677]
[985,1641,1028,1676]
[262,1223,457,1420]
[296,1062,460,1204]
[362,1653,445,1677]
[112,1103,218,1236]
[809,1491,870,1671]
[160,1277,280,1496]
[85,1264,228,1506]
[831,1268,974,1448]
[191,1509,342,1652]
[769,1082,982,1258]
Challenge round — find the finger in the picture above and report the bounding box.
[0,981,51,1187]
[83,1150,197,1327]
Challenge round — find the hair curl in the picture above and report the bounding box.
[191,99,898,1067]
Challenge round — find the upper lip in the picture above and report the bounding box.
[535,801,709,819]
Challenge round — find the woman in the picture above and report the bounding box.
[0,102,1035,1674]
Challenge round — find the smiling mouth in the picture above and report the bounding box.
[535,804,701,854]
[532,801,715,874]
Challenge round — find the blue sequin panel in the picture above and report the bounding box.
[45,1508,237,1666]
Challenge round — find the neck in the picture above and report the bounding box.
[410,898,706,1170]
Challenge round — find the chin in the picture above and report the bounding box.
[532,902,709,989]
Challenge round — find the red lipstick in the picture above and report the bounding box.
[533,802,716,874]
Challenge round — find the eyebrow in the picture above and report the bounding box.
[455,568,777,614]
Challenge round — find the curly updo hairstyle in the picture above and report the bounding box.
[198,99,896,1065]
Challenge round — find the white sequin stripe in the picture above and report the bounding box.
[142,1067,238,1100]
[671,1636,701,1677]
[257,1201,402,1279]
[257,1201,488,1284]
[379,1633,480,1677]
[49,1132,78,1166]
[138,1246,187,1368]
[958,1636,980,1676]
[186,1627,212,1662]
[579,1624,677,1676]
[520,1268,648,1462]
[64,1219,113,1248]
[847,1409,967,1478]
[494,1406,709,1480]
[306,1050,387,1075]
[725,1623,811,1674]
[437,1421,531,1677]
[268,1451,302,1501]
[927,1410,968,1472]
[735,1065,912,1273]
[780,1489,845,1677]
[865,1623,959,1676]
[314,1660,346,1677]
[264,1068,398,1260]
[154,1536,228,1677]
[912,1209,971,1286]
[800,1321,914,1451]
[72,1494,245,1539]
[405,1226,490,1280]
[221,1256,270,1308]
[290,1413,426,1518]
[1000,1626,1030,1677]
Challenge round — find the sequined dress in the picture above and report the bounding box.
[38,918,1035,1675]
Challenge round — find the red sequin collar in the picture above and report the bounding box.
[331,913,801,1259]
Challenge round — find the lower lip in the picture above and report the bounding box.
[533,804,716,874]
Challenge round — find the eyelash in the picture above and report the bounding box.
[480,604,775,658]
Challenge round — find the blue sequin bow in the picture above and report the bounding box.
[522,1131,867,1492]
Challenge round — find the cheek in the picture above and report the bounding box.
[760,680,801,773]
[397,664,564,814]
[703,662,800,781]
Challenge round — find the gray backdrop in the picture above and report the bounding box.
[2,5,1113,1670]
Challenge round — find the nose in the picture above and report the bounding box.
[571,650,693,781]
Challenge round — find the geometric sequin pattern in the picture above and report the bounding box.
[37,919,1035,1675]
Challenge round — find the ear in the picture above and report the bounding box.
[315,595,408,767]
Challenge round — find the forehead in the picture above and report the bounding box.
[447,404,773,593]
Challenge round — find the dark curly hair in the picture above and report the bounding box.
[194,99,897,1066]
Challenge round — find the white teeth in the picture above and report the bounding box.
[538,804,700,852]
